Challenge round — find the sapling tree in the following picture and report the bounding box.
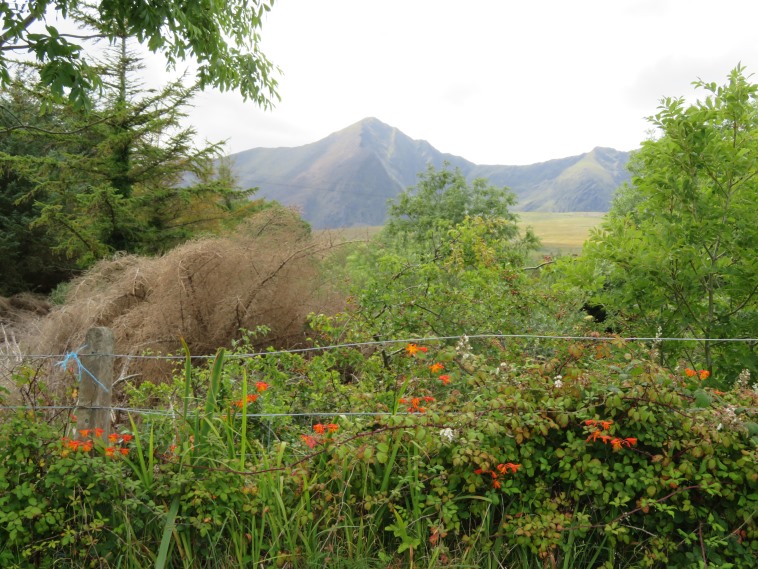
[346,165,548,346]
[567,65,758,379]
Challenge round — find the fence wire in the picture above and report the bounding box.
[1,332,757,361]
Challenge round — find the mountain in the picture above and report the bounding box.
[229,117,631,229]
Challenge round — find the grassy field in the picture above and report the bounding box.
[517,211,605,255]
[320,212,606,255]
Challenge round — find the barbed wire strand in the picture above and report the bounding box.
[1,403,756,417]
[1,332,757,360]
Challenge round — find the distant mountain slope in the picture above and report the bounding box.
[230,117,631,228]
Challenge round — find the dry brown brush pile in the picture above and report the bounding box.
[14,207,346,393]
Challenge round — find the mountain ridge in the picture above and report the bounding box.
[229,117,632,228]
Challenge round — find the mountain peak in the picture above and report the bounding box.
[229,119,632,228]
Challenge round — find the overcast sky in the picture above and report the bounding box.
[172,0,758,165]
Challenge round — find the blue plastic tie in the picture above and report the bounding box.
[56,345,111,393]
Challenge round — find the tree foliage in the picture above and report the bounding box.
[340,165,564,345]
[0,0,279,110]
[0,40,265,293]
[384,163,520,252]
[563,65,758,380]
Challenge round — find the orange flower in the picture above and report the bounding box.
[406,343,420,356]
[105,447,116,458]
[438,374,451,385]
[81,442,93,452]
[120,434,133,443]
[699,370,710,380]
[79,429,92,437]
[624,437,638,446]
[492,479,501,489]
[108,433,120,443]
[255,381,269,392]
[313,423,326,434]
[429,363,444,374]
[584,419,597,427]
[94,428,104,438]
[685,368,697,377]
[301,435,318,449]
[326,423,339,433]
[599,420,613,431]
[586,430,603,442]
[246,394,258,404]
[119,448,129,456]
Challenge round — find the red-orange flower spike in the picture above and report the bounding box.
[79,429,92,437]
[699,370,710,380]
[121,434,133,443]
[94,428,104,438]
[105,447,116,458]
[685,368,697,377]
[584,419,597,427]
[493,479,501,489]
[313,423,326,434]
[624,437,637,446]
[586,430,603,442]
[406,343,420,356]
[301,435,318,449]
[503,462,521,473]
[599,420,613,431]
[438,374,451,385]
[108,433,120,443]
[255,381,269,392]
[246,394,258,404]
[326,423,339,433]
[119,448,129,456]
[429,362,444,374]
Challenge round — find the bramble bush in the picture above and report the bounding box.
[0,334,756,568]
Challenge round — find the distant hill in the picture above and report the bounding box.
[229,117,632,229]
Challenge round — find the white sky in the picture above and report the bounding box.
[77,0,758,165]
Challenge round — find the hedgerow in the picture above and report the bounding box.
[1,335,755,568]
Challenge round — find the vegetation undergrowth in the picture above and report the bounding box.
[1,333,756,568]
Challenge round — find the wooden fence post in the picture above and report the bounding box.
[75,327,114,437]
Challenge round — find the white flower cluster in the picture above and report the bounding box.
[439,428,455,443]
[650,325,663,360]
[735,368,751,391]
[553,375,563,389]
[716,404,744,433]
[456,335,473,361]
